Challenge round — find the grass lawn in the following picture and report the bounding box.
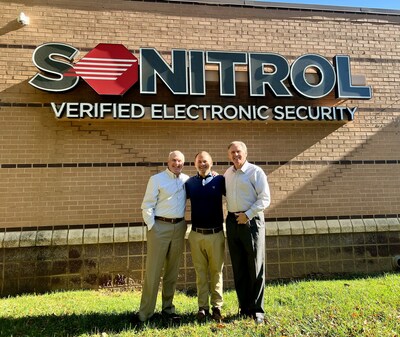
[0,273,399,337]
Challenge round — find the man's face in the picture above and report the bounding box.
[228,143,247,169]
[195,153,212,177]
[168,152,184,176]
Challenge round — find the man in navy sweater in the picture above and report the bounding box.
[185,151,226,322]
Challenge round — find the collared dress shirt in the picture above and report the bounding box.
[141,168,189,230]
[224,160,271,220]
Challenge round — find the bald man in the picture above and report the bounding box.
[185,151,225,321]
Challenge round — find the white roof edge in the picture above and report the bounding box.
[162,0,400,16]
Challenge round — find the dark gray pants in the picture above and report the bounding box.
[226,212,265,318]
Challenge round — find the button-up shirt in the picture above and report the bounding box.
[224,161,271,220]
[141,168,189,230]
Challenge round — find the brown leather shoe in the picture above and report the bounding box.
[196,308,209,321]
[211,307,222,321]
[161,311,182,324]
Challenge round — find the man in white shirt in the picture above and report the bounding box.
[224,141,271,324]
[138,150,189,323]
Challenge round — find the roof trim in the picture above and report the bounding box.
[144,0,400,16]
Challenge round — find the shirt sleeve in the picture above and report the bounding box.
[245,169,271,220]
[185,180,191,199]
[141,175,159,230]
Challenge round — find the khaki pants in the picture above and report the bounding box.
[188,229,225,310]
[138,219,187,321]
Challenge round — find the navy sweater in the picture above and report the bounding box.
[185,174,225,229]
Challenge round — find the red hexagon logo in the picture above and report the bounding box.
[65,43,138,95]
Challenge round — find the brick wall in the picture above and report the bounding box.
[0,0,399,295]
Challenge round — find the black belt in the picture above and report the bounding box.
[228,211,246,215]
[155,216,185,224]
[192,227,223,235]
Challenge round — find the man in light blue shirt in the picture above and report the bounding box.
[138,150,189,323]
[224,141,271,324]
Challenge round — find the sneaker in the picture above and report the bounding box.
[196,308,209,322]
[211,307,222,321]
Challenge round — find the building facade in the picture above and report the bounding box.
[0,0,399,296]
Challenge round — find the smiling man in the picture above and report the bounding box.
[138,150,189,323]
[185,151,226,322]
[224,141,271,324]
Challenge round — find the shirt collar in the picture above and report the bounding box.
[233,160,249,173]
[166,168,179,178]
[197,172,212,179]
[198,172,213,186]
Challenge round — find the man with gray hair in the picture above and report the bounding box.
[138,150,189,323]
[224,141,271,324]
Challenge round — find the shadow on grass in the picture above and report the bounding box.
[0,310,248,337]
[0,311,240,337]
[0,311,135,337]
[266,271,395,286]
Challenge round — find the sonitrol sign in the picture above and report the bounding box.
[29,43,372,121]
